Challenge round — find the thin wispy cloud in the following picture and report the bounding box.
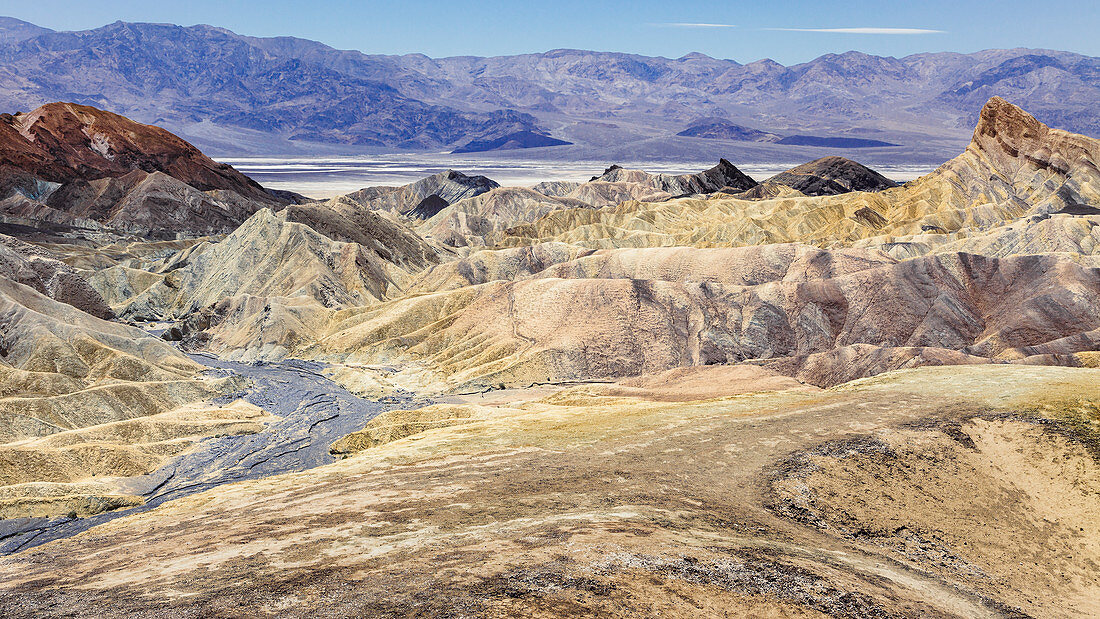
[765,27,945,35]
[656,23,738,29]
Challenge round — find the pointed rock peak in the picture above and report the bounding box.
[707,158,744,179]
[592,164,623,181]
[697,159,757,192]
[973,96,1045,143]
[712,158,755,179]
[944,97,1100,215]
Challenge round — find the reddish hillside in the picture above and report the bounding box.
[0,102,270,202]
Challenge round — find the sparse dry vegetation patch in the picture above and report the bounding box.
[768,409,1100,617]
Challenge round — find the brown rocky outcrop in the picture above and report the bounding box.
[0,102,270,200]
[0,234,113,318]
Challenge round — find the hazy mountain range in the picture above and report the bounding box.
[0,16,1098,161]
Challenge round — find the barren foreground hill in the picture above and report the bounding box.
[0,96,1099,617]
[1,366,1098,617]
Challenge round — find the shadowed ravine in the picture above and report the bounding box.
[0,352,415,555]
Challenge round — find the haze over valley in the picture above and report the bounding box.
[222,155,937,198]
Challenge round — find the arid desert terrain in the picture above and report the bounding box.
[0,94,1097,617]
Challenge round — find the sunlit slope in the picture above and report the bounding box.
[0,277,240,442]
[301,250,1100,392]
[502,98,1100,256]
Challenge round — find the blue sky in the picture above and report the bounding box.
[1,0,1097,64]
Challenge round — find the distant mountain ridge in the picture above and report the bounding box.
[0,17,49,43]
[452,130,572,153]
[677,120,782,142]
[775,135,899,148]
[0,18,1097,157]
[676,119,896,147]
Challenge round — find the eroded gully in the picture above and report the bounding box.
[0,352,418,554]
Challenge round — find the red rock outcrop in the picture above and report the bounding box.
[0,102,270,201]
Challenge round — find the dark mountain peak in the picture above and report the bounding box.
[439,169,495,187]
[677,120,782,142]
[703,159,757,191]
[974,96,1045,142]
[766,156,897,196]
[591,164,623,181]
[589,160,756,194]
[409,193,450,219]
[452,130,571,154]
[427,169,499,193]
[334,168,499,220]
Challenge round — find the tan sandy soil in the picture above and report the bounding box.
[0,365,1096,617]
[0,400,272,519]
[599,364,818,401]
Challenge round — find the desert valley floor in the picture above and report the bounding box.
[0,96,1097,617]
